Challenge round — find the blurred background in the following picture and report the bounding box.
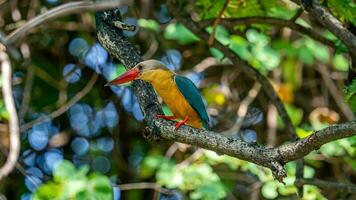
[0,0,355,199]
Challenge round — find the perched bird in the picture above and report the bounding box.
[106,59,209,130]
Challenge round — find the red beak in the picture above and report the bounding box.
[106,68,140,86]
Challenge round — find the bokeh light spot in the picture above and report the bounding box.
[97,137,114,152]
[161,49,182,70]
[71,137,90,156]
[22,150,37,167]
[155,4,172,24]
[68,37,89,58]
[28,129,48,151]
[63,64,81,83]
[84,43,108,73]
[92,156,111,174]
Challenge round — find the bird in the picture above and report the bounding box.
[106,59,209,130]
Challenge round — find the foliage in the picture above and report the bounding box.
[327,0,356,26]
[344,78,356,112]
[0,100,9,120]
[0,0,355,199]
[33,160,113,200]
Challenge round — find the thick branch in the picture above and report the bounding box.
[0,48,20,180]
[200,17,334,47]
[277,122,356,162]
[96,9,163,140]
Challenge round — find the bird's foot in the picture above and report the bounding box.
[155,114,176,120]
[175,116,189,130]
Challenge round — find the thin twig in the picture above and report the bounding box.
[208,0,230,46]
[290,8,304,22]
[164,142,178,159]
[200,16,334,48]
[34,66,60,89]
[296,178,356,193]
[0,48,20,180]
[317,63,355,120]
[21,73,98,131]
[5,0,131,44]
[176,149,204,169]
[18,64,34,120]
[266,104,277,147]
[221,82,261,135]
[116,182,173,195]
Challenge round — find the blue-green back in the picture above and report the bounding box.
[174,75,209,130]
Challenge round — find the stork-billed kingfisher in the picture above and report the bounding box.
[107,59,209,130]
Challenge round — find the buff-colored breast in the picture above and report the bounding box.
[139,69,203,129]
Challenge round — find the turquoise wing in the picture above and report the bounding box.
[174,75,209,129]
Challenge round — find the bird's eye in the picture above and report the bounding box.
[137,65,143,70]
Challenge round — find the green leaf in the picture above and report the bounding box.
[54,160,77,182]
[262,181,278,199]
[66,178,87,198]
[0,100,9,120]
[190,181,226,200]
[298,46,314,65]
[282,58,301,90]
[327,0,356,26]
[332,54,349,71]
[209,48,224,60]
[35,160,112,200]
[246,29,268,46]
[164,23,200,45]
[140,154,165,178]
[285,104,303,126]
[230,35,251,60]
[344,78,356,112]
[296,127,313,138]
[205,26,231,45]
[33,182,63,200]
[138,19,160,32]
[87,173,113,200]
[156,161,183,188]
[304,165,315,179]
[320,141,346,157]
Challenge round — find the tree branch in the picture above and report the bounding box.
[297,0,356,54]
[293,0,356,71]
[296,178,356,194]
[5,0,132,44]
[200,16,334,48]
[116,182,173,194]
[0,47,20,180]
[95,8,356,181]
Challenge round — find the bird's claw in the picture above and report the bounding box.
[175,116,189,130]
